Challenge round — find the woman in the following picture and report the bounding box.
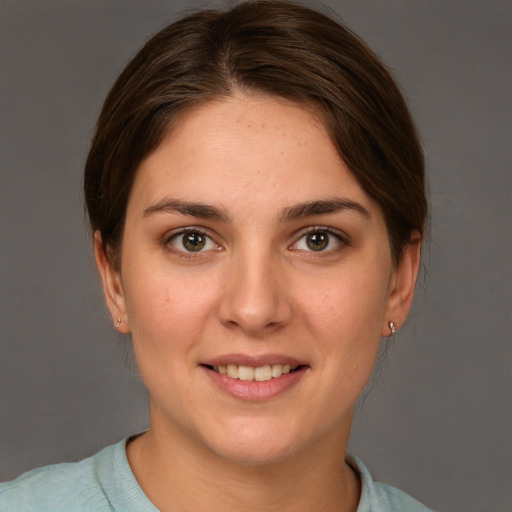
[1,1,432,510]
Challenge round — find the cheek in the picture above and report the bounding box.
[301,263,390,339]
[298,264,389,385]
[122,265,220,356]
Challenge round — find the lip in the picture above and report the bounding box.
[202,353,306,367]
[200,353,309,402]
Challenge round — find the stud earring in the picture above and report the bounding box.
[388,321,396,336]
[116,318,122,329]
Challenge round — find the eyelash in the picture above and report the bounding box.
[289,226,350,255]
[163,228,221,257]
[162,226,350,258]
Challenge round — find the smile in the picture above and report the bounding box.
[209,364,299,382]
[201,359,307,401]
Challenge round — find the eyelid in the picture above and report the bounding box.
[289,226,350,252]
[163,226,223,254]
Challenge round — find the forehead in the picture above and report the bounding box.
[129,95,375,217]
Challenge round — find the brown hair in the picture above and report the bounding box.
[84,0,426,268]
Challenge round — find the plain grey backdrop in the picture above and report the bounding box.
[1,1,510,511]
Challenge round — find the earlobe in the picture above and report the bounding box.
[382,233,422,337]
[93,231,131,334]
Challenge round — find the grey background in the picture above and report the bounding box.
[1,1,510,511]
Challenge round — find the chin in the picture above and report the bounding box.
[199,418,312,466]
[211,439,299,466]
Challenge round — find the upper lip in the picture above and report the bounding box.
[201,353,308,368]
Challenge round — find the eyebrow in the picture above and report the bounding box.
[143,197,369,223]
[143,199,231,222]
[279,198,370,222]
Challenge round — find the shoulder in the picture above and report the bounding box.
[371,482,434,512]
[347,455,435,512]
[0,443,119,512]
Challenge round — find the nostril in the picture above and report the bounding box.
[217,271,293,334]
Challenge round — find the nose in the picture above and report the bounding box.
[217,245,292,336]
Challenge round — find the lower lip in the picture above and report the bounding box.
[202,366,307,401]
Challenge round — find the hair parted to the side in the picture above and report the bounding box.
[84,0,426,269]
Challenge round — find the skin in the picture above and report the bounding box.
[95,94,421,512]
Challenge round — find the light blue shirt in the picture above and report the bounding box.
[0,438,434,511]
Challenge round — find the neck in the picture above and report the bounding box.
[127,413,360,512]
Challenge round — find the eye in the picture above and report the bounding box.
[167,230,219,253]
[291,228,344,253]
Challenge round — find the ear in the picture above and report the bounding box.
[94,231,131,334]
[382,232,422,337]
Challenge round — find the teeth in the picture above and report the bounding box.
[238,365,254,381]
[214,364,298,381]
[271,364,282,378]
[226,364,238,379]
[254,365,272,382]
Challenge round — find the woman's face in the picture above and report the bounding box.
[97,95,419,464]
